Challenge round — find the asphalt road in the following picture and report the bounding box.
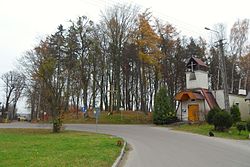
[1,122,250,167]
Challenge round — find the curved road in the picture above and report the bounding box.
[1,122,250,167]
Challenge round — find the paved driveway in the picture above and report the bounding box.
[1,123,250,167]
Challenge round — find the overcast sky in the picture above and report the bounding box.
[0,0,249,109]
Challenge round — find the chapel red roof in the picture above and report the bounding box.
[186,57,208,68]
[175,88,219,110]
[175,91,204,101]
[200,89,219,109]
[192,57,208,67]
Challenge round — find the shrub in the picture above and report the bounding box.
[213,111,233,131]
[153,87,175,125]
[246,120,250,132]
[206,107,220,125]
[230,104,241,123]
[236,122,246,134]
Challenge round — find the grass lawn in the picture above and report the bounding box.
[62,110,152,124]
[172,123,250,140]
[0,129,122,167]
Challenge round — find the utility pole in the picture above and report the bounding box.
[205,27,230,112]
[218,39,230,112]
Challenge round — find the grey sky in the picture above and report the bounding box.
[0,0,249,109]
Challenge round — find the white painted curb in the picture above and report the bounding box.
[112,141,127,167]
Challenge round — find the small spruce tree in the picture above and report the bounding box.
[246,120,250,132]
[153,87,175,125]
[206,107,220,125]
[236,122,246,134]
[230,104,241,124]
[213,111,233,131]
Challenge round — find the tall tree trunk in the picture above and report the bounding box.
[76,95,79,119]
[83,83,88,109]
[244,70,249,90]
[100,75,104,111]
[135,63,140,111]
[154,70,159,95]
[12,101,17,120]
[140,63,146,112]
[230,62,235,93]
[104,74,109,111]
[64,73,71,112]
[149,71,153,112]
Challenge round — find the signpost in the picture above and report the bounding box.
[94,107,100,132]
[81,106,87,113]
[81,106,87,118]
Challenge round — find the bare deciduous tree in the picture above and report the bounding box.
[1,71,26,119]
[229,19,249,93]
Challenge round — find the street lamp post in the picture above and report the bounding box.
[205,27,230,112]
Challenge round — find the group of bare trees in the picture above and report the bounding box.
[1,71,26,120]
[1,4,249,131]
[18,5,207,129]
[209,19,250,93]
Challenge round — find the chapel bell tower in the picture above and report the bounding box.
[186,57,208,89]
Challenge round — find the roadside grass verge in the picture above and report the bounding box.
[172,123,250,140]
[0,129,122,167]
[62,110,152,124]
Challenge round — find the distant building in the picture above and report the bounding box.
[245,92,250,117]
[213,90,250,120]
[175,57,250,122]
[245,92,250,101]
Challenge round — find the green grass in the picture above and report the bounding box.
[0,129,122,167]
[172,123,250,140]
[62,111,152,124]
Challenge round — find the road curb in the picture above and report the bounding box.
[112,141,127,167]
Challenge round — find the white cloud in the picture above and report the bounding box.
[0,0,249,106]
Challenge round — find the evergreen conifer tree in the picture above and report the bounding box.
[153,86,176,124]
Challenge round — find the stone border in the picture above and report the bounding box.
[112,141,127,167]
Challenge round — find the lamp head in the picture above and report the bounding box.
[204,27,210,30]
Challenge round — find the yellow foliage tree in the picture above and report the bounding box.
[135,11,163,112]
[136,11,162,68]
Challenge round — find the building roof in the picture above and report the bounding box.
[175,91,204,101]
[175,89,219,110]
[245,92,250,101]
[200,89,219,109]
[186,57,208,68]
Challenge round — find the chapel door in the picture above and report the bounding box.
[188,104,199,121]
